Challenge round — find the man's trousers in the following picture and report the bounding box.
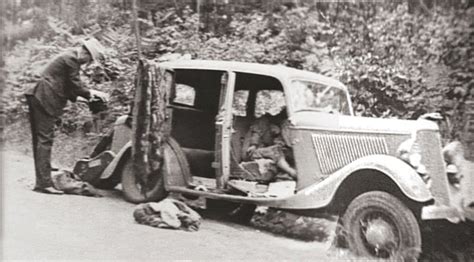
[25,95,56,189]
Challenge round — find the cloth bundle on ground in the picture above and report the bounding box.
[51,170,102,197]
[133,198,201,231]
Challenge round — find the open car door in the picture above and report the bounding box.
[122,60,191,203]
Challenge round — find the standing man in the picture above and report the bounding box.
[25,38,108,194]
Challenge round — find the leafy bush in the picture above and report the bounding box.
[3,2,473,149]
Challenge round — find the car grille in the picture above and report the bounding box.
[417,130,451,205]
[312,133,389,174]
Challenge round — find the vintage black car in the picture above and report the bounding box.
[79,60,473,260]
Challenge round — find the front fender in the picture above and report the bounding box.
[273,155,433,209]
[100,141,131,179]
[110,115,132,153]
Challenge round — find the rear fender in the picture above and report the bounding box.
[274,155,433,209]
[110,115,132,154]
[100,138,192,188]
[100,141,131,179]
[99,115,131,179]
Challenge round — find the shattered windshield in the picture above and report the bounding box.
[289,80,351,115]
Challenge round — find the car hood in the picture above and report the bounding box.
[290,112,439,134]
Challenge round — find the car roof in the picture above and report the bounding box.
[159,59,346,89]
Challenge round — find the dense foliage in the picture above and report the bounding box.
[2,1,473,148]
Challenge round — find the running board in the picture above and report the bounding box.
[167,186,288,206]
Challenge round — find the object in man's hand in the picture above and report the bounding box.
[88,96,108,114]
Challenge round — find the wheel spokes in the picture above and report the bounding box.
[359,212,399,258]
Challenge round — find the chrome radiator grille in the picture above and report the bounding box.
[417,130,450,205]
[312,133,389,174]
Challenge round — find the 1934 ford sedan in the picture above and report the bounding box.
[81,60,473,259]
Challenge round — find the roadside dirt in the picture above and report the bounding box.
[1,150,353,261]
[2,144,472,261]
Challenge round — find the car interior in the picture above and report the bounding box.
[170,69,289,189]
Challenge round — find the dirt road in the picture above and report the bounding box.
[1,151,339,260]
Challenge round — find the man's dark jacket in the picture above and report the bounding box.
[26,49,91,117]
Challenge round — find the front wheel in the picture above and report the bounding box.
[341,191,422,261]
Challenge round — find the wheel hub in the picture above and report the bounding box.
[363,217,397,250]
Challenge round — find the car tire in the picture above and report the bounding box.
[341,191,422,261]
[120,137,190,203]
[120,154,167,203]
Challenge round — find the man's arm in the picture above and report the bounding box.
[64,55,91,101]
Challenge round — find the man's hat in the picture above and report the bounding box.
[81,38,105,62]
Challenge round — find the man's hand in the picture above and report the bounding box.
[89,89,109,102]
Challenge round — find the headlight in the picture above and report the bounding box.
[446,164,462,188]
[417,164,432,188]
[408,153,422,168]
[397,139,431,187]
[397,139,421,166]
[446,164,458,174]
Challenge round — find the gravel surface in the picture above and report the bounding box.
[1,150,343,261]
[3,149,471,261]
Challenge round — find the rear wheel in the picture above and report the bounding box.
[122,152,167,203]
[120,137,190,203]
[120,155,167,203]
[341,191,422,261]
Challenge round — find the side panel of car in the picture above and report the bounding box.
[271,155,433,209]
[290,128,324,190]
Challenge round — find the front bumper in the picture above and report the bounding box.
[422,204,474,223]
